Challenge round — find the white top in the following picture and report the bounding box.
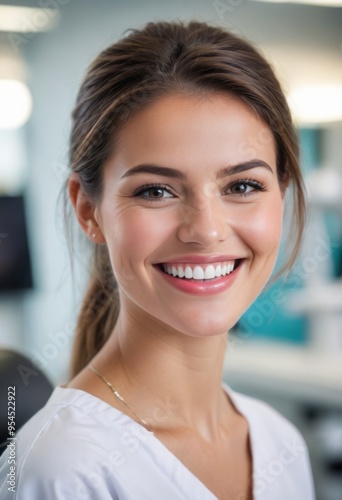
[0,384,316,500]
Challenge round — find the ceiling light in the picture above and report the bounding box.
[0,80,32,129]
[0,5,58,33]
[288,85,342,126]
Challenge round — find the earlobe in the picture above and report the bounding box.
[68,173,106,244]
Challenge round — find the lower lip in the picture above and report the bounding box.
[155,263,241,296]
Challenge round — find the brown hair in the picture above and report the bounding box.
[64,20,306,378]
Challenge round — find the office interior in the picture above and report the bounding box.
[0,0,341,498]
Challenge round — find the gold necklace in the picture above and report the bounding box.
[88,365,154,435]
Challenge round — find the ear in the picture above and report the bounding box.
[68,173,106,244]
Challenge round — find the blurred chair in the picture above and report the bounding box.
[0,348,53,456]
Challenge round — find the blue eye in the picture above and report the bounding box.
[134,184,174,200]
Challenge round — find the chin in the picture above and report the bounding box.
[167,314,237,340]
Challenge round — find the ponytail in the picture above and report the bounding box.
[69,245,119,378]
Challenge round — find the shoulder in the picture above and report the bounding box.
[0,387,136,500]
[226,385,304,442]
[224,385,316,499]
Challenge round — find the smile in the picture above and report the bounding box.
[161,261,236,281]
[155,259,242,296]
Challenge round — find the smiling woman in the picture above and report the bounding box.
[93,94,284,336]
[0,20,315,500]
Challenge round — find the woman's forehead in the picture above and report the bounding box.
[106,93,276,179]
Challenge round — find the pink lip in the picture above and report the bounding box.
[156,254,241,265]
[155,261,242,296]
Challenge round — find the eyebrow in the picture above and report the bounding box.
[120,159,274,180]
[217,160,274,178]
[121,164,187,180]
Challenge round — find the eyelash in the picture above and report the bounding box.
[228,178,267,197]
[133,179,267,201]
[133,183,175,202]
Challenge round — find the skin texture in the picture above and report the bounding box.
[68,93,285,499]
[97,93,282,337]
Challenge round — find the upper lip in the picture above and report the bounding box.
[156,255,242,264]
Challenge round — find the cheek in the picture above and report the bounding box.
[257,204,283,252]
[233,198,284,257]
[102,206,172,280]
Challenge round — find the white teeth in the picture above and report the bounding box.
[162,261,236,280]
[204,265,216,280]
[177,266,185,278]
[193,266,204,280]
[184,266,193,279]
[227,262,234,274]
[215,264,222,277]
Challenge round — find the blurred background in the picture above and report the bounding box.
[0,0,341,497]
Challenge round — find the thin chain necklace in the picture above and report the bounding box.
[88,365,154,435]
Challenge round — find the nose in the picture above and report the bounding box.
[177,197,229,247]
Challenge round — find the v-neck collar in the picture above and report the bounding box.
[145,382,255,500]
[54,383,255,499]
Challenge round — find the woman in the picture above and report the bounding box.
[0,20,315,499]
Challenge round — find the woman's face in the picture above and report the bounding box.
[95,93,284,338]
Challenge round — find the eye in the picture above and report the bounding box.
[230,183,254,195]
[226,179,266,197]
[134,184,175,200]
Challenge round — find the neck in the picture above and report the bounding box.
[95,309,231,439]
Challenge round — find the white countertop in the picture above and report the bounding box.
[223,339,342,408]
